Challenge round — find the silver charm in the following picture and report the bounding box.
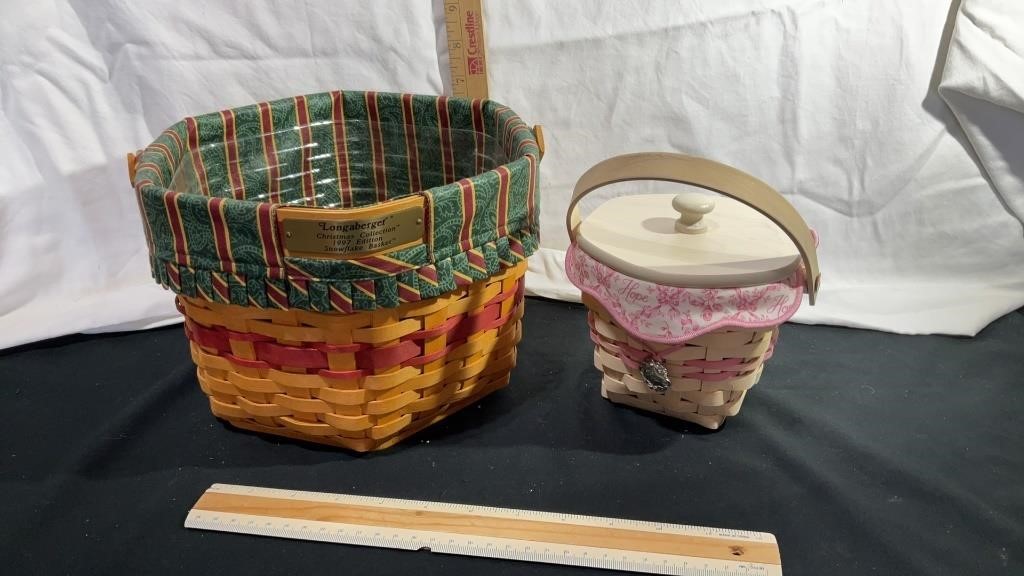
[640,357,671,392]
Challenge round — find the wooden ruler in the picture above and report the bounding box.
[185,483,782,575]
[443,0,489,99]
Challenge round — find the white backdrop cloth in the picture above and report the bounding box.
[1,0,1022,350]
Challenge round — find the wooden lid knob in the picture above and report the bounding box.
[673,193,715,234]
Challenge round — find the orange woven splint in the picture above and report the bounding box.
[182,261,525,452]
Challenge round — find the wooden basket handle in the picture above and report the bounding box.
[566,152,820,304]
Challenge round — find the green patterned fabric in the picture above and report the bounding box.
[132,91,541,312]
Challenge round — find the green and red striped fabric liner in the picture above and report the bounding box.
[132,90,541,312]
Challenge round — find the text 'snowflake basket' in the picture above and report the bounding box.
[565,153,820,429]
[130,90,543,451]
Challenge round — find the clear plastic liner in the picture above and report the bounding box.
[169,119,509,208]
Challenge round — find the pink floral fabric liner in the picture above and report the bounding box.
[565,243,806,344]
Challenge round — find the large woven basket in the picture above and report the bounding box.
[130,90,542,451]
[565,153,820,429]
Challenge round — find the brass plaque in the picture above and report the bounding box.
[278,197,425,259]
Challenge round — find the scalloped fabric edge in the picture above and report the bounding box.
[565,243,806,344]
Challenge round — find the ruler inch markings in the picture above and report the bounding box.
[444,0,489,99]
[186,483,782,575]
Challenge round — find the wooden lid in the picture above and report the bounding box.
[577,193,801,288]
[566,153,820,302]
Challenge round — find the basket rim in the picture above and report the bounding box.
[129,90,541,313]
[132,90,541,207]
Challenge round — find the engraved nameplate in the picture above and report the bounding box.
[277,196,425,259]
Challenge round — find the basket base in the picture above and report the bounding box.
[600,378,746,430]
[212,375,509,452]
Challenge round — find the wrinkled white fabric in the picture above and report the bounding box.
[2,1,1023,350]
[939,0,1024,223]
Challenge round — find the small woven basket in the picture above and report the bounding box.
[565,153,820,429]
[130,90,542,450]
[586,293,777,429]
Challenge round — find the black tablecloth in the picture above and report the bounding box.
[2,299,1022,575]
